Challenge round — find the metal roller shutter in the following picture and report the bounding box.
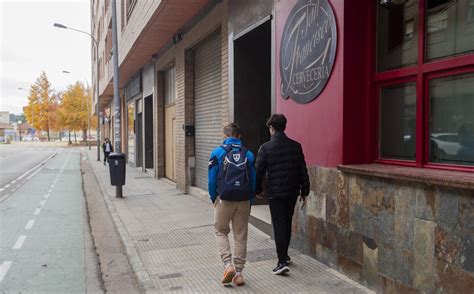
[194,32,222,190]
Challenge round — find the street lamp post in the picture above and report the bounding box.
[62,70,91,150]
[54,22,101,161]
[111,0,123,198]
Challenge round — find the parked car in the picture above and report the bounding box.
[430,133,465,160]
[22,135,40,142]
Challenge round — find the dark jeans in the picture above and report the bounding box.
[268,196,298,264]
[104,152,110,163]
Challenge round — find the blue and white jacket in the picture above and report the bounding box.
[208,137,256,204]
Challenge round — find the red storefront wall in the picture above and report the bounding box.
[275,0,372,167]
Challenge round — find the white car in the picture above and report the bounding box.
[431,133,462,159]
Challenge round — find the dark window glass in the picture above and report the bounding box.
[377,0,419,72]
[380,82,417,160]
[426,0,474,60]
[469,0,474,22]
[429,72,474,166]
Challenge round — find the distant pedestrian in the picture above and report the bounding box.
[255,114,310,275]
[102,138,113,165]
[208,123,256,287]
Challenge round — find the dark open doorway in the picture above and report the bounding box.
[234,20,272,205]
[144,95,154,169]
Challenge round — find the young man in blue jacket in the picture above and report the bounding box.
[208,123,256,287]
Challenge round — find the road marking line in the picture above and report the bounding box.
[39,199,46,207]
[11,180,16,184]
[59,151,72,173]
[26,167,43,180]
[50,184,55,188]
[25,220,35,230]
[17,153,56,180]
[44,193,50,199]
[12,235,27,249]
[4,184,10,188]
[0,261,13,283]
[33,208,41,215]
[0,188,4,192]
[48,188,52,193]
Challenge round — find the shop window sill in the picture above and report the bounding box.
[337,164,474,191]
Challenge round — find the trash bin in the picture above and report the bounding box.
[108,152,126,186]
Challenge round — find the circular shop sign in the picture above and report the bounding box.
[280,0,337,104]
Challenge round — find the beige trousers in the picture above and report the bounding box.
[214,198,251,271]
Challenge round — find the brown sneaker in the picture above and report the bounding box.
[233,273,245,286]
[221,264,236,285]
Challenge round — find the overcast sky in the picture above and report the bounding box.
[0,0,91,115]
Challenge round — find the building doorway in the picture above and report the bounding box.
[144,95,154,170]
[127,102,136,165]
[165,105,176,180]
[164,67,176,181]
[136,99,143,168]
[233,21,272,204]
[194,31,222,190]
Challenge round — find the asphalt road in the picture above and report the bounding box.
[0,146,102,293]
[0,145,58,197]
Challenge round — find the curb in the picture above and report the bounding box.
[85,153,158,294]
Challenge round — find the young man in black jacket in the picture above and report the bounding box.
[102,138,113,165]
[255,114,310,275]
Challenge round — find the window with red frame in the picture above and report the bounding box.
[375,0,474,169]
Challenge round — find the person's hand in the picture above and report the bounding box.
[213,197,219,208]
[300,196,307,209]
[256,192,264,199]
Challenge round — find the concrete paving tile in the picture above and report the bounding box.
[85,148,373,293]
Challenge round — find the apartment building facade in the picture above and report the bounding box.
[91,0,474,292]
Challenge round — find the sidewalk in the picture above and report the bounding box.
[83,148,372,293]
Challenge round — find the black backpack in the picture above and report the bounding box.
[217,144,253,201]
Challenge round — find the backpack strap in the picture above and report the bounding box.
[220,144,233,153]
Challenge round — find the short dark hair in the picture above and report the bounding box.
[266,114,287,132]
[223,123,241,137]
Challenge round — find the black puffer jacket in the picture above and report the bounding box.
[256,132,310,199]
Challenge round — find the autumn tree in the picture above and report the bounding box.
[58,82,91,143]
[23,71,59,141]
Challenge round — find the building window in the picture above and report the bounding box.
[121,0,126,30]
[377,0,419,72]
[469,0,474,22]
[375,0,474,171]
[429,72,474,166]
[380,82,417,161]
[404,19,415,40]
[426,0,474,61]
[427,8,448,33]
[106,29,112,60]
[164,67,176,106]
[127,0,137,20]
